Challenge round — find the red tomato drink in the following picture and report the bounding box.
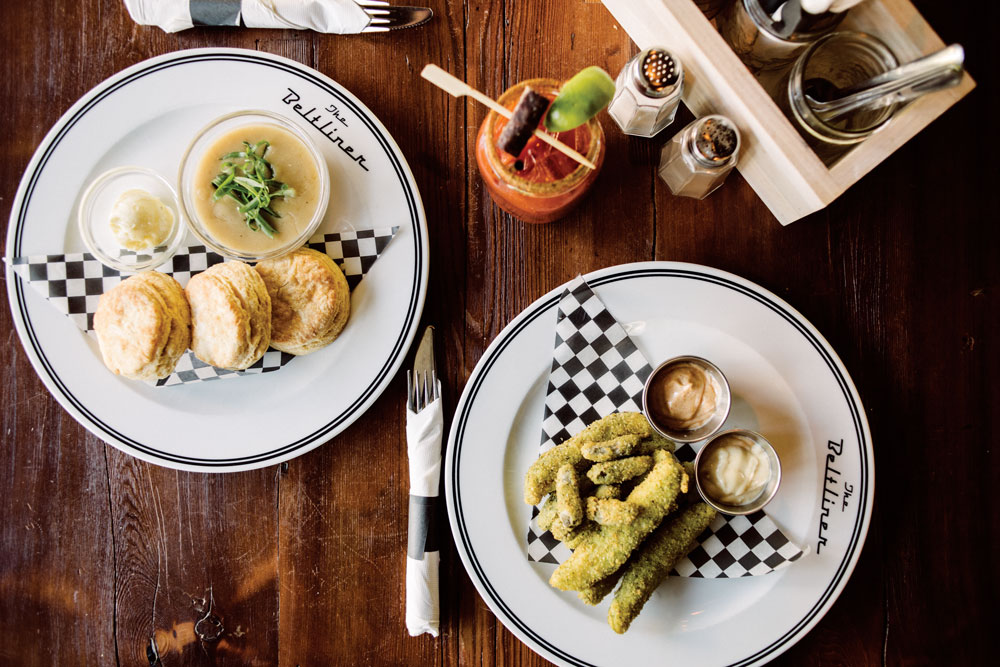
[475,78,605,224]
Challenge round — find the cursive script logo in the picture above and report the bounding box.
[282,88,370,172]
[818,438,854,553]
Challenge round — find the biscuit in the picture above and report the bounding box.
[254,248,350,356]
[94,271,191,381]
[185,261,271,370]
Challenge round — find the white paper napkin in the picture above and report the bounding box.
[122,0,372,34]
[405,389,442,637]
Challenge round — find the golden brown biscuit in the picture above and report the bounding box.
[185,261,271,370]
[94,271,191,381]
[254,248,350,356]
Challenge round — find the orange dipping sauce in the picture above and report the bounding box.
[475,79,605,224]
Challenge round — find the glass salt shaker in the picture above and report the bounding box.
[658,115,741,199]
[608,47,684,138]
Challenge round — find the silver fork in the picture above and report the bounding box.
[356,1,435,33]
[407,370,439,413]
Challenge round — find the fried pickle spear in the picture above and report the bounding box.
[580,434,642,462]
[536,494,560,532]
[635,432,677,455]
[550,517,598,548]
[592,484,621,500]
[578,571,622,606]
[586,497,639,526]
[556,464,585,528]
[549,450,686,592]
[523,412,653,505]
[586,455,653,485]
[608,502,717,634]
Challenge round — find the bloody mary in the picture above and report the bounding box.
[475,78,605,224]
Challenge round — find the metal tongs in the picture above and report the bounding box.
[806,44,965,123]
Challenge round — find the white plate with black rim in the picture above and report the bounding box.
[4,48,427,472]
[446,262,873,666]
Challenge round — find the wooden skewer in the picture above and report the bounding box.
[420,64,597,171]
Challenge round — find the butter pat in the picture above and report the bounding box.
[110,189,175,251]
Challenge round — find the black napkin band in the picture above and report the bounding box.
[190,0,241,27]
[407,495,439,560]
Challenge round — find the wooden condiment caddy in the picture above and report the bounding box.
[601,0,976,224]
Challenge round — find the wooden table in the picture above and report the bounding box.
[0,1,993,664]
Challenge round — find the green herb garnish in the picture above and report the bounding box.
[210,140,296,238]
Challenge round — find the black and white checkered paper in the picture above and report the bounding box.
[9,226,399,387]
[526,276,805,577]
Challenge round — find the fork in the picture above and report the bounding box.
[356,1,434,33]
[406,370,439,413]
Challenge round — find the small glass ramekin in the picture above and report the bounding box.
[694,428,782,515]
[177,110,330,262]
[642,355,732,443]
[78,166,186,273]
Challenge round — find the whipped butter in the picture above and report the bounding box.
[109,189,175,251]
[699,434,771,506]
[647,361,719,431]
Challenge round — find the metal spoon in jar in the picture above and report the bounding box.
[806,43,965,123]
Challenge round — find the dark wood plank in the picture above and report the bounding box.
[107,451,280,666]
[0,2,119,665]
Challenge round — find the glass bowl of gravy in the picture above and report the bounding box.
[178,110,329,262]
[694,429,781,515]
[642,355,731,443]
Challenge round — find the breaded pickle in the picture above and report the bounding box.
[624,450,684,515]
[587,455,653,485]
[635,432,677,456]
[581,434,642,462]
[549,450,685,591]
[556,464,585,529]
[523,412,653,505]
[539,478,595,534]
[586,497,639,526]
[563,523,599,550]
[578,571,622,606]
[592,484,621,500]
[536,493,559,532]
[608,502,717,634]
[550,517,597,548]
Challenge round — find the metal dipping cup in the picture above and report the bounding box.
[694,429,782,515]
[642,355,731,443]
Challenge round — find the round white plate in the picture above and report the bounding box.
[5,49,427,471]
[446,262,873,666]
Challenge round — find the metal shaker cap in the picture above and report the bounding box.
[691,115,741,167]
[632,47,682,98]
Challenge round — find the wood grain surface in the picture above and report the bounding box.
[0,1,994,665]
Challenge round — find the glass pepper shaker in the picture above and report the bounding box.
[607,47,684,138]
[658,115,741,199]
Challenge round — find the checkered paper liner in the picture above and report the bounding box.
[9,226,399,387]
[525,276,805,577]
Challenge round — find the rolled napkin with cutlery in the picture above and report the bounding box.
[122,0,372,33]
[405,326,442,637]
